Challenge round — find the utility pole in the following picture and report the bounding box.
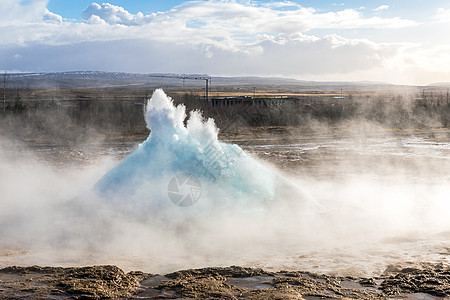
[56,82,60,112]
[3,72,6,114]
[205,78,209,104]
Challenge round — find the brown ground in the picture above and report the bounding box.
[1,263,449,299]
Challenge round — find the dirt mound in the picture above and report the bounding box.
[0,265,144,299]
[1,263,450,299]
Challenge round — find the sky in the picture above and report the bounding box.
[1,0,450,85]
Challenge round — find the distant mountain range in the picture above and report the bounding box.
[427,82,450,87]
[2,71,447,90]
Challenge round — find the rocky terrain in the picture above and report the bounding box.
[1,263,449,299]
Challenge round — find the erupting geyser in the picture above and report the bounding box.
[3,88,450,278]
[95,89,277,215]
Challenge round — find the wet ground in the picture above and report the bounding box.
[225,126,450,181]
[3,126,450,175]
[1,263,450,299]
[4,126,450,178]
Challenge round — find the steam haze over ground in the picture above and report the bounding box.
[1,90,450,278]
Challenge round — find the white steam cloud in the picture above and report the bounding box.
[1,90,450,277]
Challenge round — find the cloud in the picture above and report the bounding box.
[393,44,450,73]
[244,34,398,75]
[170,1,416,33]
[0,1,418,47]
[0,0,448,85]
[0,1,418,50]
[43,9,63,24]
[261,1,302,9]
[81,1,416,35]
[6,31,449,85]
[0,0,50,24]
[433,8,450,23]
[374,5,389,11]
[0,33,398,77]
[82,3,153,26]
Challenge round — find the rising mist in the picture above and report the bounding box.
[1,89,450,277]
